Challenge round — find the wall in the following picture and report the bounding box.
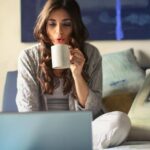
[0,0,34,110]
[0,0,150,111]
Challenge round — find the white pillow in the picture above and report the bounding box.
[102,48,145,97]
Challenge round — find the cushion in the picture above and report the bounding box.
[103,92,136,113]
[133,49,150,69]
[128,74,150,141]
[2,71,18,112]
[146,68,150,76]
[102,48,145,98]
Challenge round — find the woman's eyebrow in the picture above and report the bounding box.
[48,19,55,21]
[47,18,71,22]
[62,19,72,21]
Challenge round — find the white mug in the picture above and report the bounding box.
[51,44,70,69]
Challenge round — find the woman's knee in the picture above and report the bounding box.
[108,111,131,145]
[92,111,131,149]
[109,111,131,130]
[93,111,131,130]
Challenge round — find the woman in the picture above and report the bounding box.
[16,0,103,118]
[16,0,131,148]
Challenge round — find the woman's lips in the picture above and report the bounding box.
[55,38,65,44]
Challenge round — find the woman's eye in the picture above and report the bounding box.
[62,21,72,27]
[48,21,56,27]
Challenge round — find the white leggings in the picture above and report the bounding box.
[92,111,131,149]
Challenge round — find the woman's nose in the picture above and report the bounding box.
[56,24,63,35]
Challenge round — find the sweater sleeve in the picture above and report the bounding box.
[16,48,41,112]
[74,43,105,119]
[85,55,104,118]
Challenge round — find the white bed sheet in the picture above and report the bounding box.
[104,141,150,150]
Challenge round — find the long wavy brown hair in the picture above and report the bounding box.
[34,0,89,97]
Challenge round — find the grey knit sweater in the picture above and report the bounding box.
[16,42,105,118]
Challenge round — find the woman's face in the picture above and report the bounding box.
[46,8,73,45]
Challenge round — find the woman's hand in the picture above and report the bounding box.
[69,47,88,107]
[69,47,85,77]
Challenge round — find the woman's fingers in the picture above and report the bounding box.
[70,48,84,57]
[70,48,85,65]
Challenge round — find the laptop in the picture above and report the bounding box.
[0,111,93,150]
